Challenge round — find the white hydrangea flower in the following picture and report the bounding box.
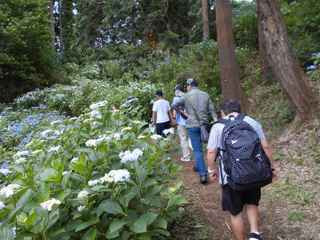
[48,145,61,153]
[0,184,21,198]
[119,148,143,164]
[40,198,61,211]
[50,120,63,126]
[77,190,89,199]
[132,120,143,125]
[107,169,130,183]
[91,121,101,129]
[99,174,114,184]
[69,117,78,121]
[71,157,79,164]
[151,134,162,140]
[85,136,107,147]
[40,129,60,140]
[121,127,132,132]
[89,100,107,110]
[14,150,30,159]
[15,157,27,164]
[163,128,175,136]
[83,118,91,124]
[0,168,11,176]
[90,110,102,119]
[62,171,69,176]
[0,201,5,210]
[88,179,100,186]
[32,149,43,155]
[77,205,86,212]
[113,133,121,140]
[137,135,146,139]
[111,107,120,113]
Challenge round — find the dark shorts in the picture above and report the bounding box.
[156,121,171,136]
[222,185,261,216]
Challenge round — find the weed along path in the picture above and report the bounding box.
[177,160,232,240]
[174,156,312,240]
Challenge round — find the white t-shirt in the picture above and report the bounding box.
[152,99,171,123]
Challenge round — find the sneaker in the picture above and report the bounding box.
[180,157,191,162]
[200,175,208,185]
[248,232,263,240]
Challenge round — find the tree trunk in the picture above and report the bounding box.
[216,0,247,110]
[257,2,274,83]
[201,0,209,40]
[48,0,55,48]
[61,0,74,60]
[257,0,318,120]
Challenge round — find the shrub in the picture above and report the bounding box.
[0,0,59,102]
[0,81,185,239]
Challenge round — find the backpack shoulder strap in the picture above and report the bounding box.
[236,113,246,121]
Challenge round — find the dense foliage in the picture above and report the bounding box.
[0,0,58,102]
[0,74,186,239]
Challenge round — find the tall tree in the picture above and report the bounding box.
[48,0,55,48]
[61,0,74,60]
[77,0,105,48]
[201,0,209,40]
[257,0,318,120]
[216,0,247,109]
[257,0,273,82]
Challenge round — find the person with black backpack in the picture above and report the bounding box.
[206,100,276,240]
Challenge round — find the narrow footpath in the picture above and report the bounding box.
[177,159,288,240]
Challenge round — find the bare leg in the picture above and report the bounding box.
[246,204,259,233]
[230,213,245,240]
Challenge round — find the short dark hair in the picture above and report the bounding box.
[155,90,163,97]
[186,78,198,87]
[220,99,241,115]
[174,84,183,91]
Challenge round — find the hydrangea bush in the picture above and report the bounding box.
[0,81,185,239]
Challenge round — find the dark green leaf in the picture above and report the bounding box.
[96,199,124,217]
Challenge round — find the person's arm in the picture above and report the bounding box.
[168,110,173,122]
[261,139,273,161]
[152,102,157,125]
[254,120,277,178]
[207,148,218,179]
[172,95,184,109]
[172,109,176,119]
[261,139,277,178]
[152,111,157,125]
[206,124,222,180]
[167,102,173,122]
[208,99,217,122]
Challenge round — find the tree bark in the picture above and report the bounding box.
[257,2,274,83]
[48,0,55,49]
[61,0,74,60]
[216,0,247,110]
[257,0,318,120]
[201,0,209,40]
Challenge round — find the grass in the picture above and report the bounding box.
[288,211,305,222]
[271,180,315,206]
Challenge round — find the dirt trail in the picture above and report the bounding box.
[178,160,284,240]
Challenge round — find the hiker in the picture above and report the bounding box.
[173,78,217,184]
[172,84,191,162]
[151,90,172,137]
[207,99,276,240]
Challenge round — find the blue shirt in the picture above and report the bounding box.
[172,96,186,126]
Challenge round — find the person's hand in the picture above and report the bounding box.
[208,168,218,182]
[271,165,279,182]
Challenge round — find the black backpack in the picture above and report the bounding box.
[219,114,272,191]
